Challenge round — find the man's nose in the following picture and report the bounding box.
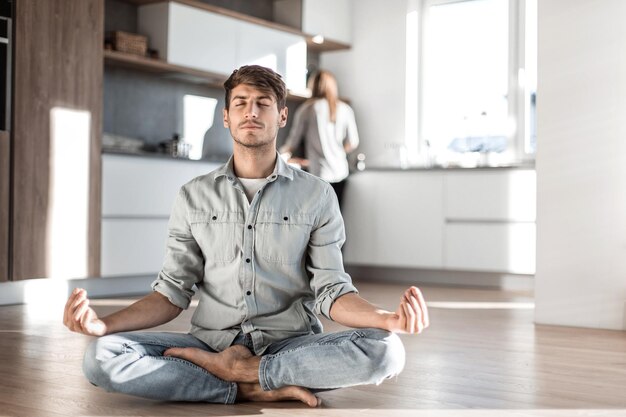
[245,104,259,118]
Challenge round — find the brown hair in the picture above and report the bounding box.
[309,70,339,122]
[223,65,287,110]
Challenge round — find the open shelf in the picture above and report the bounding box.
[104,49,310,102]
[117,0,351,53]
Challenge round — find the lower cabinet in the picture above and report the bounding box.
[343,171,445,269]
[443,170,537,274]
[101,154,220,277]
[444,222,536,274]
[343,168,536,275]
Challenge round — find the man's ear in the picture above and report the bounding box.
[278,107,288,128]
[223,108,229,128]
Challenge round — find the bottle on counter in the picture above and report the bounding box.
[171,133,180,157]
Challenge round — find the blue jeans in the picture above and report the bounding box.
[82,328,405,404]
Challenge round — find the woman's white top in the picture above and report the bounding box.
[284,99,359,183]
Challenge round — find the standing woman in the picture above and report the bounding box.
[280,70,359,207]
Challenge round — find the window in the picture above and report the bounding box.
[415,0,536,167]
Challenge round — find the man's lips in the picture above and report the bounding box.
[240,123,263,129]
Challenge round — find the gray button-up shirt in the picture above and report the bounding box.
[152,153,357,354]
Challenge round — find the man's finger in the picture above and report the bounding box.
[407,293,424,333]
[402,296,416,333]
[80,307,96,334]
[73,298,90,323]
[69,290,87,318]
[411,287,429,329]
[63,288,81,325]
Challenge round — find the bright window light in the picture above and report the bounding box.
[183,95,218,160]
[422,0,509,156]
[286,41,307,93]
[47,107,91,279]
[405,6,419,165]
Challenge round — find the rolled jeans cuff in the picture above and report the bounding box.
[225,381,238,404]
[258,355,273,391]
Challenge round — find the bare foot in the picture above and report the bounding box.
[237,382,320,407]
[164,344,261,383]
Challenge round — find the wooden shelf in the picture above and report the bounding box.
[104,49,227,85]
[104,50,310,102]
[118,0,351,53]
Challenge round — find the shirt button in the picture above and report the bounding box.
[247,225,252,229]
[246,258,251,263]
[283,216,288,221]
[212,216,217,220]
[246,290,251,296]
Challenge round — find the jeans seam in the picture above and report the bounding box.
[259,355,272,391]
[269,331,365,359]
[226,382,237,404]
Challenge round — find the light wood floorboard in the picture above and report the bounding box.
[0,281,625,417]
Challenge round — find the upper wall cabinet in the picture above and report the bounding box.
[302,0,351,45]
[273,0,352,49]
[138,1,307,91]
[139,2,238,76]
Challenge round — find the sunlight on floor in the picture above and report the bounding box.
[426,301,534,310]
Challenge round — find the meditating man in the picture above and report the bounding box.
[63,65,429,407]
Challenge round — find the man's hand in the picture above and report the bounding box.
[385,286,429,334]
[63,288,107,336]
[329,286,429,334]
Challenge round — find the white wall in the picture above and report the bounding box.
[320,0,409,165]
[534,0,626,330]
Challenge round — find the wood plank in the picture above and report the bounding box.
[0,282,625,416]
[11,0,103,280]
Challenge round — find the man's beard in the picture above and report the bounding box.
[230,123,278,149]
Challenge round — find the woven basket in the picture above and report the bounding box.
[112,31,147,56]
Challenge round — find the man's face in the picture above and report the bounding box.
[223,84,288,149]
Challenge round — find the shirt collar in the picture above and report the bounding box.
[213,152,294,182]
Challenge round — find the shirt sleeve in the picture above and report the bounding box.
[307,184,358,320]
[345,105,360,149]
[283,103,308,152]
[151,186,204,309]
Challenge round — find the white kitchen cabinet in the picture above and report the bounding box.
[101,219,169,276]
[443,169,536,274]
[342,168,536,275]
[444,223,536,274]
[139,2,238,76]
[237,20,307,92]
[445,170,536,221]
[302,0,352,45]
[101,154,220,277]
[138,2,307,91]
[342,171,445,269]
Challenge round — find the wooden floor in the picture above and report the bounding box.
[0,281,625,417]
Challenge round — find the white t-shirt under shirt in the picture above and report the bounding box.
[238,177,266,203]
[283,99,360,183]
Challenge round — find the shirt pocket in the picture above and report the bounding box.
[189,211,241,263]
[256,212,314,265]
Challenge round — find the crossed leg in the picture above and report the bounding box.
[83,331,318,406]
[164,328,405,398]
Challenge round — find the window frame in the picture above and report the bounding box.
[416,0,535,165]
